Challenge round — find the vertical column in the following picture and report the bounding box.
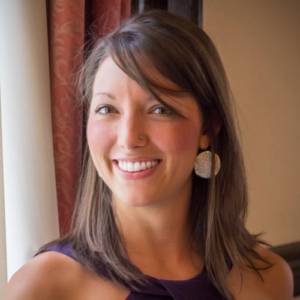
[0,0,59,280]
[0,97,7,300]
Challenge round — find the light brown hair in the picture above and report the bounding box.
[41,10,271,299]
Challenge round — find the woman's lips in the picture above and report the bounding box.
[113,159,161,179]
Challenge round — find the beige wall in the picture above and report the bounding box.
[204,0,300,246]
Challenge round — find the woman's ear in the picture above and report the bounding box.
[210,110,222,136]
[199,134,211,150]
[199,111,222,150]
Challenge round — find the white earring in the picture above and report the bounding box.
[194,150,221,178]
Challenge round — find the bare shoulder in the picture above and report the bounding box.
[4,251,84,300]
[228,245,294,300]
[4,251,130,300]
[255,245,293,298]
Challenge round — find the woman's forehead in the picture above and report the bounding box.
[93,57,197,105]
[108,51,187,87]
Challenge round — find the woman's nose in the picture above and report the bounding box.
[117,114,148,150]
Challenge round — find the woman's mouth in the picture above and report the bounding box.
[116,160,159,172]
[113,159,161,179]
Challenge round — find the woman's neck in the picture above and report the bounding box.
[112,184,203,279]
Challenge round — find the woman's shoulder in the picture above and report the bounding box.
[4,251,83,300]
[228,245,293,300]
[4,250,130,300]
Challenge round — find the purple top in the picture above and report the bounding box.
[45,243,228,300]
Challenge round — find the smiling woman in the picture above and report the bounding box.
[88,57,206,207]
[4,9,293,300]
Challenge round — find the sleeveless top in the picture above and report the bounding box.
[45,243,228,300]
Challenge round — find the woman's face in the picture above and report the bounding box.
[87,57,209,207]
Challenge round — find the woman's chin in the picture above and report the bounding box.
[112,192,163,208]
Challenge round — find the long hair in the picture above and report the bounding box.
[42,10,271,299]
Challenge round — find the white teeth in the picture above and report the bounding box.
[117,160,159,172]
[134,162,139,172]
[128,162,134,172]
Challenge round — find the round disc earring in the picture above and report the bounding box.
[194,150,221,179]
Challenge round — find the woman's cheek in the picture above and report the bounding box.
[87,119,113,153]
[151,122,200,154]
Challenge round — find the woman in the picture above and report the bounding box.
[5,10,293,300]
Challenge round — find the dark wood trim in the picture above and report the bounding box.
[131,0,167,14]
[168,0,202,27]
[131,0,203,27]
[271,241,300,296]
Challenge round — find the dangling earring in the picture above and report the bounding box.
[194,150,221,178]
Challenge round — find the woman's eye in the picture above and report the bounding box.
[95,105,116,115]
[151,105,174,115]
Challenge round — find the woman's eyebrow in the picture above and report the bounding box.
[94,92,155,102]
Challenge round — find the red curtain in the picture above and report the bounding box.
[47,0,131,235]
